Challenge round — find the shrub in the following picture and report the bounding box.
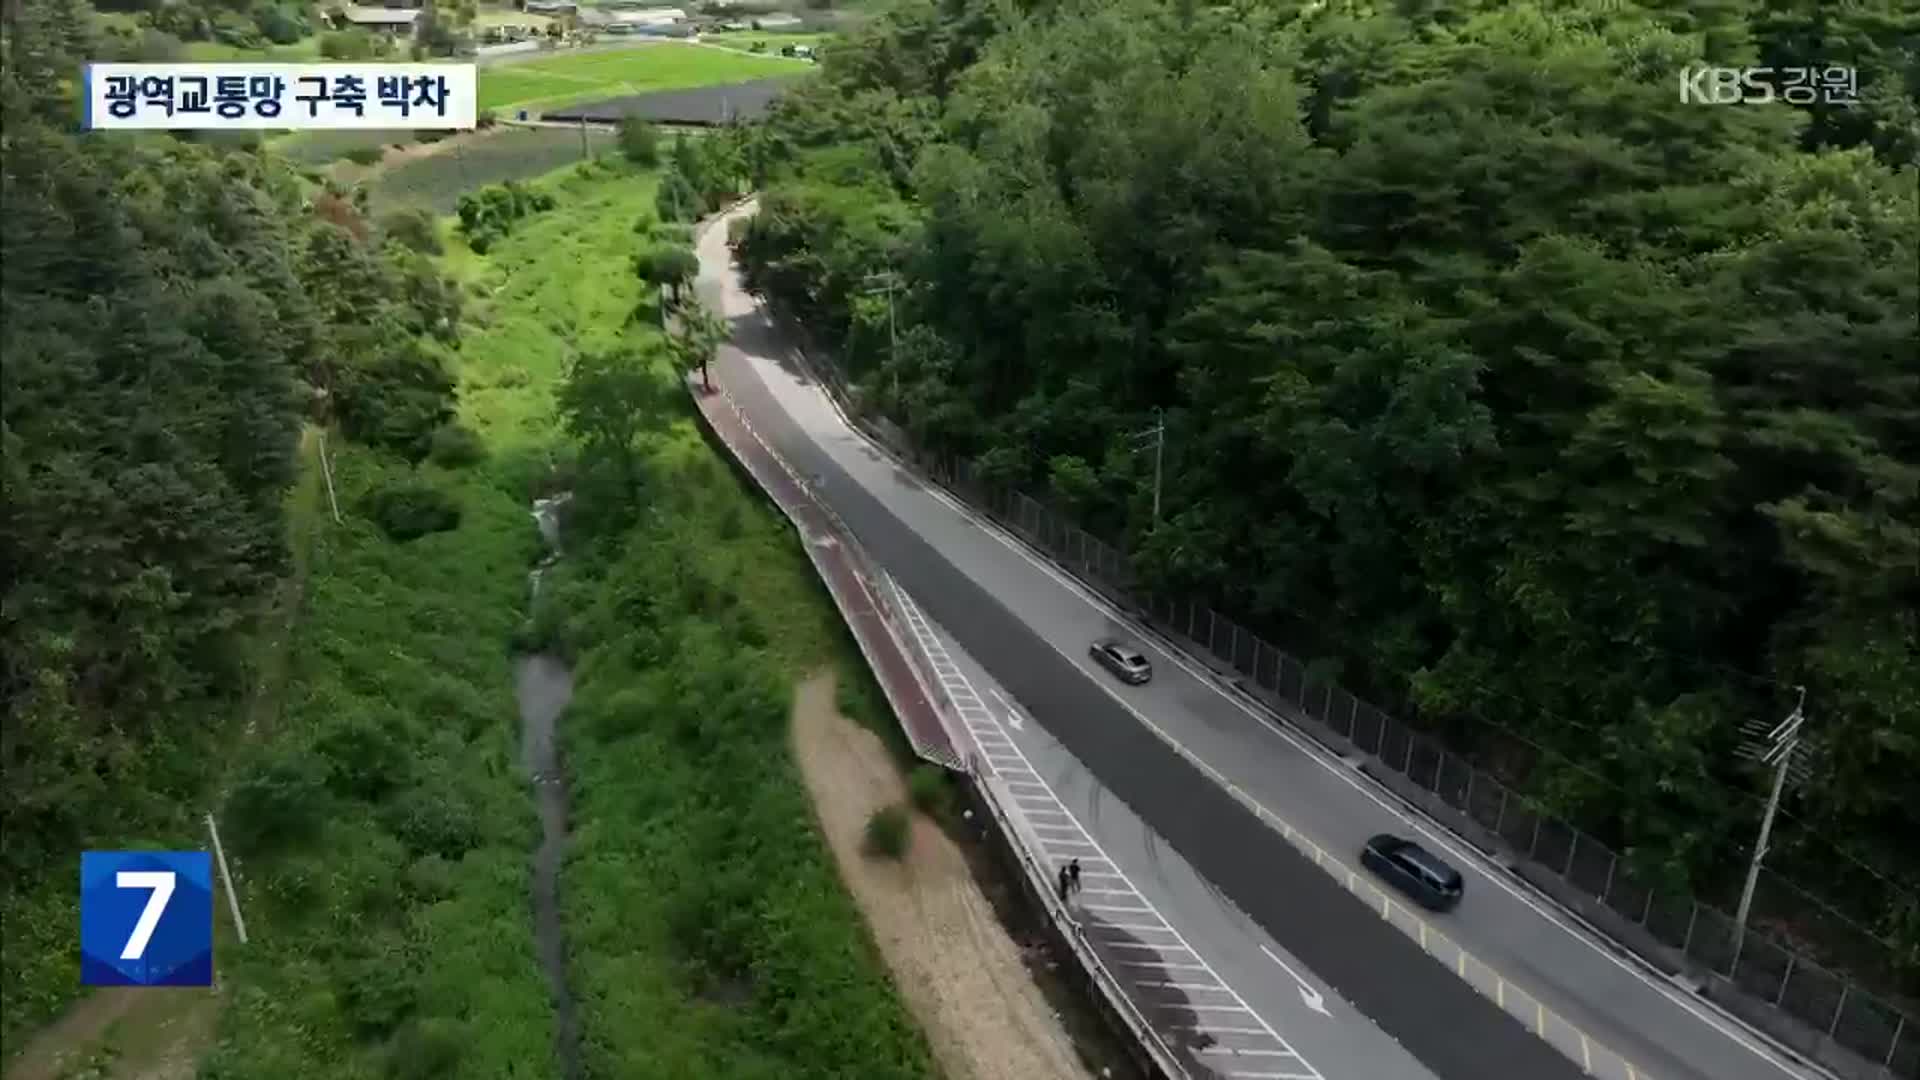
[380,207,442,254]
[863,804,910,860]
[617,116,660,166]
[314,714,411,800]
[364,482,462,542]
[223,750,330,856]
[334,342,456,462]
[319,29,361,59]
[254,4,306,45]
[427,424,485,468]
[384,1017,464,1079]
[380,781,483,860]
[343,145,385,166]
[906,765,948,817]
[340,942,417,1037]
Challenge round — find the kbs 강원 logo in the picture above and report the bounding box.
[80,851,214,987]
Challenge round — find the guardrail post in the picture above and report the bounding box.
[1564,833,1579,877]
[1827,983,1849,1037]
[1529,815,1543,860]
[1886,1015,1905,1069]
[1681,904,1701,954]
[1600,852,1616,904]
[1493,787,1508,835]
[1774,953,1795,1006]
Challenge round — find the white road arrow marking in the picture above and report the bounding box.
[1262,945,1330,1017]
[987,688,1026,731]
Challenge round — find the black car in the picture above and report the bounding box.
[1360,834,1464,912]
[1090,638,1152,685]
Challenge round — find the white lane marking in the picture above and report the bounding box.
[1263,945,1332,1018]
[889,582,1321,1078]
[1091,922,1186,935]
[1107,941,1195,954]
[1123,961,1214,972]
[1140,981,1234,992]
[869,465,1806,1078]
[1084,898,1156,911]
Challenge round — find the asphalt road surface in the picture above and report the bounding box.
[693,201,1818,1080]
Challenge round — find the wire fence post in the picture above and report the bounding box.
[1600,852,1616,904]
[204,812,248,946]
[1774,953,1795,1006]
[1681,904,1701,955]
[1886,1015,1906,1069]
[317,430,342,524]
[1827,984,1849,1037]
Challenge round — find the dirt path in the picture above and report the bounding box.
[789,672,1090,1080]
[4,986,221,1080]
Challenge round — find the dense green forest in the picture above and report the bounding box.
[730,0,1920,988]
[1,0,488,1049]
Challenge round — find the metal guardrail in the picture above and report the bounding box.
[683,354,1191,1078]
[970,756,1194,1080]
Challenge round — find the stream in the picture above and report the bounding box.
[517,492,585,1080]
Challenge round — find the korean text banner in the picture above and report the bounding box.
[83,64,478,131]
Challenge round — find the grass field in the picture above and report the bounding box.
[480,42,807,110]
[364,127,618,214]
[447,162,939,1078]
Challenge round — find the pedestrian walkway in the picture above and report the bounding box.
[890,577,1324,1080]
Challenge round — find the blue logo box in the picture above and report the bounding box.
[80,851,213,987]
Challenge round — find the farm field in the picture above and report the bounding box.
[480,42,807,111]
[365,127,617,213]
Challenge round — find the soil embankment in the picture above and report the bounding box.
[788,672,1090,1080]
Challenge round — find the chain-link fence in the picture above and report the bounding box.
[778,325,1918,1079]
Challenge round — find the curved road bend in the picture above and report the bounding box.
[693,201,1817,1080]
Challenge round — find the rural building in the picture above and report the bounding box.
[335,5,421,35]
[577,6,691,36]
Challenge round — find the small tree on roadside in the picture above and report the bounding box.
[650,245,699,308]
[672,300,729,391]
[617,116,660,166]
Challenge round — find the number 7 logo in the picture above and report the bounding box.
[81,851,213,987]
[115,871,176,960]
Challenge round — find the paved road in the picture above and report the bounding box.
[888,574,1440,1080]
[692,201,1819,1080]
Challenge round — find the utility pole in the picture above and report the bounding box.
[1731,686,1809,974]
[1127,409,1165,523]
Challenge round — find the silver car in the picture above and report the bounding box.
[1090,638,1152,685]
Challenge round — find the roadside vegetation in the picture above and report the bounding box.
[3,3,550,1072]
[727,0,1920,997]
[446,139,939,1075]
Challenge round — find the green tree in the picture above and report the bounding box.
[672,301,730,391]
[557,346,659,491]
[617,116,661,166]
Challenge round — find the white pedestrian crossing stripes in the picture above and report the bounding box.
[886,576,1324,1080]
